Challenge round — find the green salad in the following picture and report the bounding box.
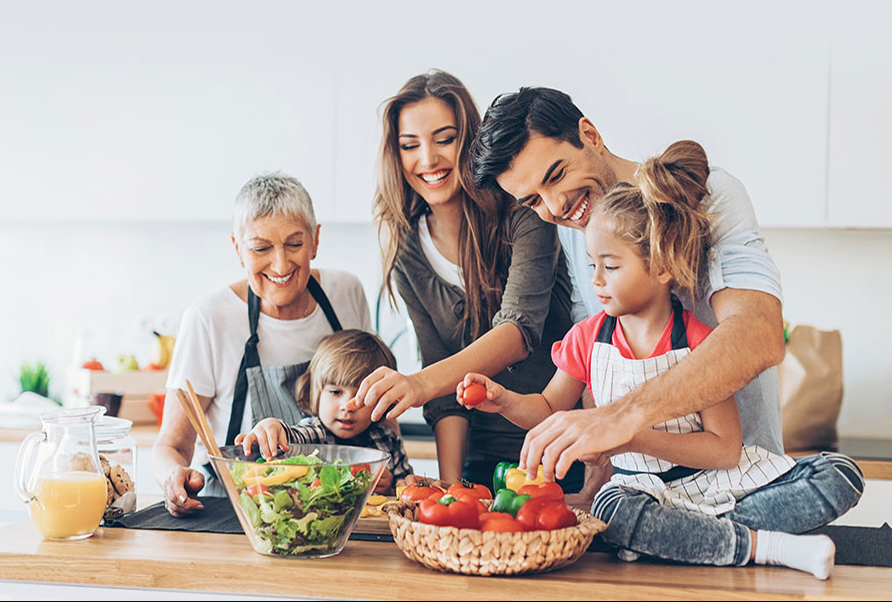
[229,454,374,556]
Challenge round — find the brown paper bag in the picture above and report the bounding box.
[777,324,843,451]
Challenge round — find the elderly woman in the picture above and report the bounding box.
[153,173,371,516]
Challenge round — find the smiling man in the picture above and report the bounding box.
[471,87,786,482]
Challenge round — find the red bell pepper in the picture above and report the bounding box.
[515,496,578,531]
[417,495,480,529]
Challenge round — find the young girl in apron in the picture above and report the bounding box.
[458,140,863,580]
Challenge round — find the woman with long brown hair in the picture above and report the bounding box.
[350,70,583,488]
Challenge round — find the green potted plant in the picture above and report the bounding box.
[19,361,57,403]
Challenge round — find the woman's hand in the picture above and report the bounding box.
[163,466,206,517]
[374,468,394,495]
[235,418,289,460]
[456,373,507,414]
[348,367,429,421]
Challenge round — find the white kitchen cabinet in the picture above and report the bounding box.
[0,1,874,229]
[827,1,892,227]
[0,2,339,222]
[330,1,832,227]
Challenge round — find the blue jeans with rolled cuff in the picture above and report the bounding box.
[591,452,865,567]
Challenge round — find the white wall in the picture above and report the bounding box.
[0,220,889,439]
[1,1,890,439]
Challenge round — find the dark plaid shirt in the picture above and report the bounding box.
[281,416,413,481]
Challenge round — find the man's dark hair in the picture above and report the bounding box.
[472,87,585,191]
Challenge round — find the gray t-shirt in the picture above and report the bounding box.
[395,206,574,463]
[557,167,785,454]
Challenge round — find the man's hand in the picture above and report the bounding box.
[519,405,640,481]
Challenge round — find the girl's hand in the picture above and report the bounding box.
[456,373,506,413]
[347,367,429,421]
[235,418,289,460]
[374,467,394,494]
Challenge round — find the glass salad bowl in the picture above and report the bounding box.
[209,444,390,558]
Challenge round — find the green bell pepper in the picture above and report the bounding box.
[491,488,532,517]
[493,461,519,493]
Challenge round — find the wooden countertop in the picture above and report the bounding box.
[1,427,888,477]
[0,519,889,600]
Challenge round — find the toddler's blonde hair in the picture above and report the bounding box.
[294,329,397,415]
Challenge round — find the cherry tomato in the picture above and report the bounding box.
[246,483,271,498]
[311,478,322,487]
[462,383,487,406]
[350,464,371,477]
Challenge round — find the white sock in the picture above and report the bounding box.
[617,549,640,562]
[753,530,836,580]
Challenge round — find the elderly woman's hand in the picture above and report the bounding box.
[348,367,429,421]
[163,466,206,517]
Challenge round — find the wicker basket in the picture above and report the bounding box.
[384,501,607,576]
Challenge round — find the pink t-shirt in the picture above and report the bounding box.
[551,309,713,397]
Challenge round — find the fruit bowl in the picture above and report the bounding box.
[209,444,389,558]
[384,500,606,575]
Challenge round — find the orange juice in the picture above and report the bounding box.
[29,471,107,540]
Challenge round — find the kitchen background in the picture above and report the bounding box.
[1,0,890,441]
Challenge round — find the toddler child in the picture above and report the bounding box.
[237,329,413,494]
[458,141,863,579]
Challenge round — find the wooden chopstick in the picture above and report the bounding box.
[179,381,242,511]
[185,380,222,458]
[175,389,214,453]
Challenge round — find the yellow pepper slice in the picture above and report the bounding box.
[366,495,387,506]
[242,464,309,487]
[505,466,545,492]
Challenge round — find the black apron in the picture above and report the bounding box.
[202,276,342,492]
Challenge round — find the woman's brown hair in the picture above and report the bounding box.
[374,69,512,339]
[593,140,713,300]
[294,329,397,415]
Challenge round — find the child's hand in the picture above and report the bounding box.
[234,418,289,460]
[374,467,394,494]
[456,373,506,413]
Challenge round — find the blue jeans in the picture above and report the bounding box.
[591,452,865,566]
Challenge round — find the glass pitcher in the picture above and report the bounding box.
[14,406,108,540]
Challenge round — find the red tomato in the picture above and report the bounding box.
[462,383,487,406]
[311,478,322,487]
[400,483,444,502]
[417,496,480,529]
[446,481,493,501]
[350,464,371,477]
[481,516,524,532]
[517,481,564,501]
[514,496,552,531]
[536,502,578,531]
[515,496,578,531]
[478,511,513,523]
[246,483,271,498]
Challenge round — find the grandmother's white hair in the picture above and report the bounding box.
[233,172,317,238]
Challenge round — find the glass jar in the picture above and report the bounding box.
[95,416,138,516]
